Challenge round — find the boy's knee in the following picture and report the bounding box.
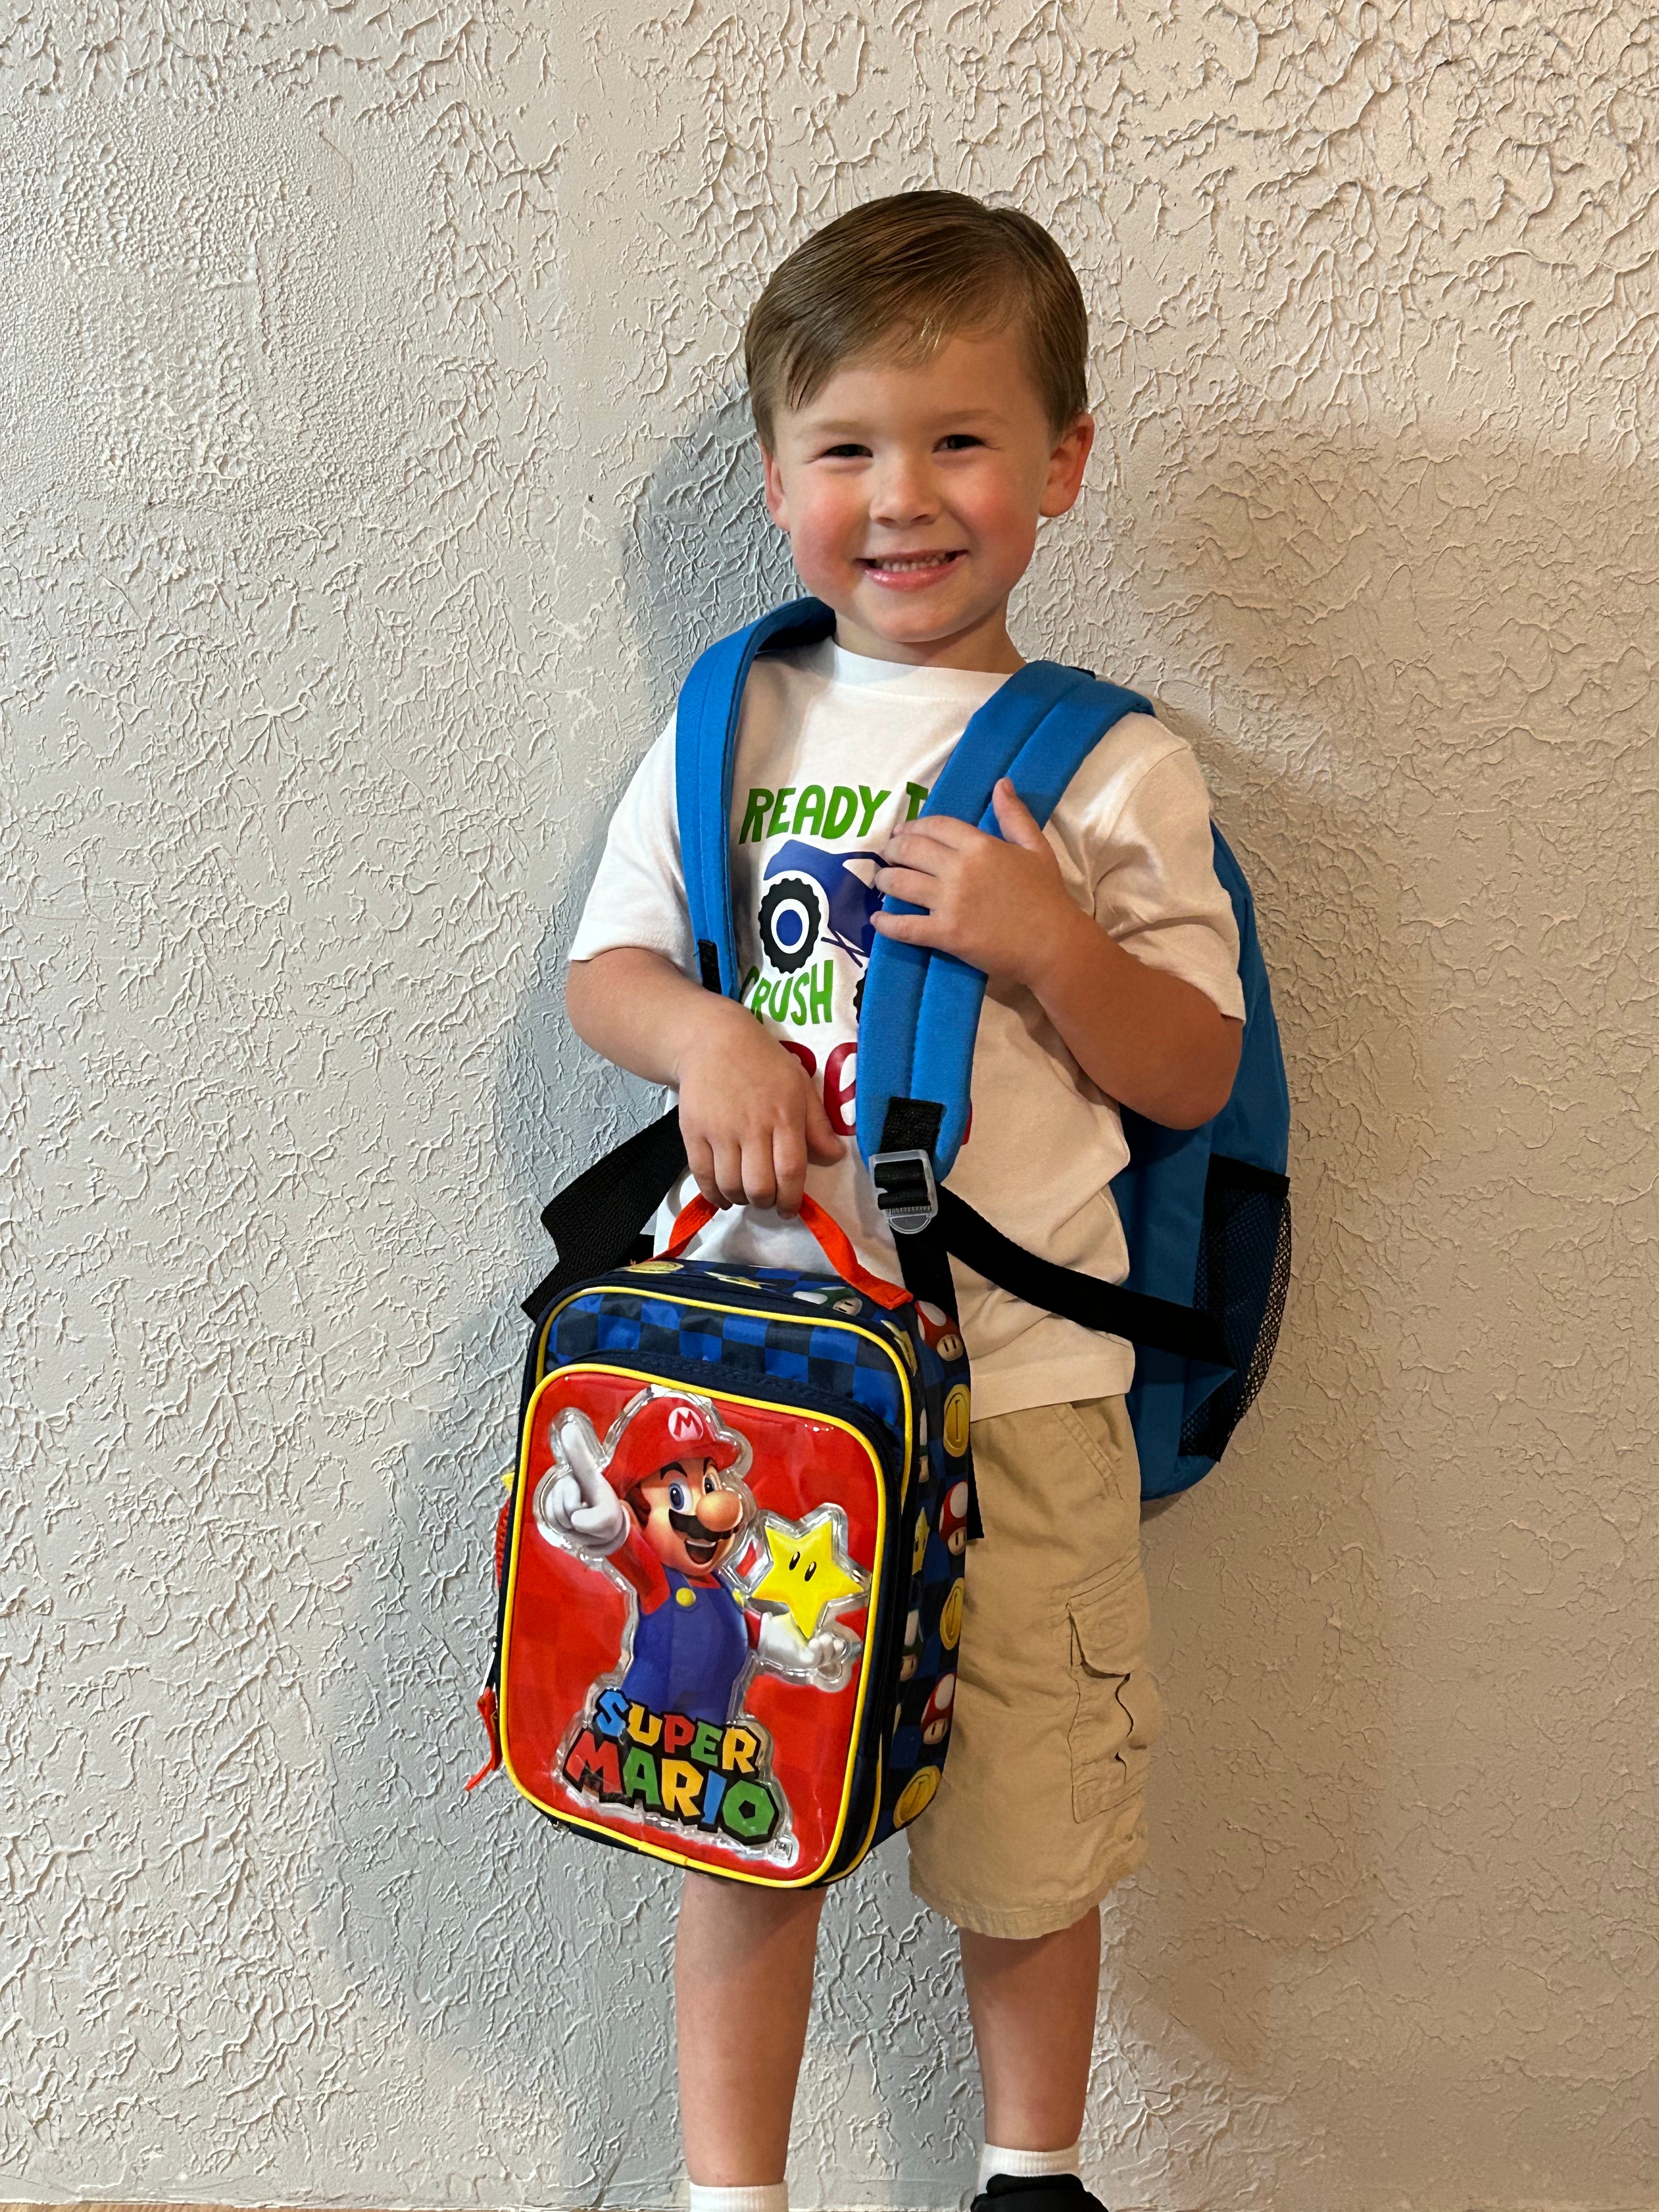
[957,1904,1099,1968]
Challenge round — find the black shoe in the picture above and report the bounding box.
[972,2176,1108,2212]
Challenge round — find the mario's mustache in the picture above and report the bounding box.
[669,1506,735,1544]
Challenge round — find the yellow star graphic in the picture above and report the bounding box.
[749,1512,867,1644]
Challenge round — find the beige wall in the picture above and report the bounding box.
[4,3,1656,2208]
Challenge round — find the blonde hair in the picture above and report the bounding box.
[743,190,1088,448]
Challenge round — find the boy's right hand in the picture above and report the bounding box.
[676,1000,845,1217]
[565,946,845,1217]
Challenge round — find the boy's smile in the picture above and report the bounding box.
[760,326,1093,673]
[860,549,967,589]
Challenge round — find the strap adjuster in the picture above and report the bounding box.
[870,1149,938,1235]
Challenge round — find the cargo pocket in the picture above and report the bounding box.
[1066,1560,1165,1822]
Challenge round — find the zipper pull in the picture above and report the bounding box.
[464,1685,503,1791]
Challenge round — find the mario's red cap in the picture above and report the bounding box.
[605,1392,741,1496]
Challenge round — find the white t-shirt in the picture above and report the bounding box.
[568,639,1245,1420]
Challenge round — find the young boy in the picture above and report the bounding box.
[565,191,1245,2212]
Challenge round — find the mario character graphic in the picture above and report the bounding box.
[534,1387,871,1851]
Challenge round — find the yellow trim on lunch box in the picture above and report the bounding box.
[499,1361,900,1888]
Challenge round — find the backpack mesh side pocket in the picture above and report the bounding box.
[1178,1155,1291,1464]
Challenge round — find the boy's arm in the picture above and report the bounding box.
[871,778,1241,1130]
[565,948,844,1214]
[1019,906,1240,1127]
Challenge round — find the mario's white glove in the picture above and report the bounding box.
[532,1409,628,1558]
[755,1609,858,1689]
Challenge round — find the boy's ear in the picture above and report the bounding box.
[1040,411,1095,521]
[760,443,791,531]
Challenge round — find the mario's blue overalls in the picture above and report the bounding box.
[618,1560,752,1725]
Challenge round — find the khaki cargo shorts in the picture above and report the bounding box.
[906,1395,1164,1939]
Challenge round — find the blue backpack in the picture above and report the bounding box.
[528,598,1289,1498]
[668,597,1291,1498]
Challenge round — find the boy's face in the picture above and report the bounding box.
[760,324,1093,672]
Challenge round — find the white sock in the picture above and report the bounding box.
[977,2141,1082,2193]
[688,2185,788,2212]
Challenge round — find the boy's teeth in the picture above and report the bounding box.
[874,554,952,571]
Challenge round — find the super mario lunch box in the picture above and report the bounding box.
[477,1244,973,1887]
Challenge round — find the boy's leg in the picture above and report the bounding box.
[958,1909,1102,2151]
[906,1397,1161,2185]
[908,1397,1160,1940]
[675,1869,826,2185]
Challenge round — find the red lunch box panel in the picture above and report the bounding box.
[501,1365,887,1883]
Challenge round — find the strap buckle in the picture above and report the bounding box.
[870,1149,938,1235]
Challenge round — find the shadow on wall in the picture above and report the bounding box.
[625,387,800,731]
[313,422,1657,2207]
[1113,432,1462,2110]
[302,399,802,2209]
[1098,431,1657,2195]
[1119,449,1436,2085]
[1118,733,1409,2098]
[305,850,689,2208]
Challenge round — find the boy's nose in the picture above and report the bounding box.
[868,455,938,527]
[697,1490,744,1534]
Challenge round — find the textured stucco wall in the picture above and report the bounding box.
[4,4,1657,2209]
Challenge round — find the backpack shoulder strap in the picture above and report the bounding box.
[855,662,1152,1177]
[675,596,837,997]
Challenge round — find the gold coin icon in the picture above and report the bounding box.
[939,1581,964,1651]
[893,1765,940,1828]
[628,1260,680,1274]
[943,1384,970,1457]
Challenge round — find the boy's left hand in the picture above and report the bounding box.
[870,774,1242,1130]
[870,777,1076,986]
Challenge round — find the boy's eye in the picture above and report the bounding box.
[938,433,984,451]
[817,442,870,460]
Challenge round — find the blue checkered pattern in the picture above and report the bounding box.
[545,1278,911,1436]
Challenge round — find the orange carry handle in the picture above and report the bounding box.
[662,1193,911,1312]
